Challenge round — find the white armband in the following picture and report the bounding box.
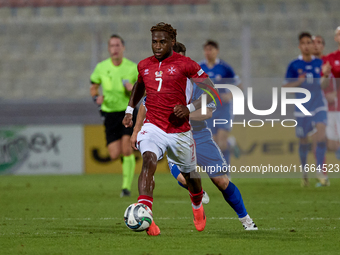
[125,106,134,114]
[186,103,196,113]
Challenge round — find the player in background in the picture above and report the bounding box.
[131,42,258,230]
[200,40,242,177]
[314,35,340,161]
[123,23,217,236]
[321,27,340,161]
[90,35,138,197]
[312,35,330,181]
[283,32,329,187]
[313,35,325,59]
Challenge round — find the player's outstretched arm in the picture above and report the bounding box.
[123,80,145,128]
[130,104,146,150]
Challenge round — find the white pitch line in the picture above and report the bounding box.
[1,217,340,221]
[246,201,340,204]
[163,200,340,204]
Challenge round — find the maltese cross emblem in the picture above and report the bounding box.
[168,66,176,75]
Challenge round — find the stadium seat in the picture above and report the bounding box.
[2,1,340,101]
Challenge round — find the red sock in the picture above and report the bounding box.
[138,195,153,210]
[189,189,203,206]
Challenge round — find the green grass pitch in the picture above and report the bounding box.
[0,174,339,255]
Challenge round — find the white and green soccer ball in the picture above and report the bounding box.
[124,203,153,231]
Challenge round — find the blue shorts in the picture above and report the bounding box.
[206,103,233,135]
[193,128,227,177]
[295,110,327,138]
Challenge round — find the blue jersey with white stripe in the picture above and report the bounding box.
[199,59,240,115]
[190,83,216,130]
[284,56,326,116]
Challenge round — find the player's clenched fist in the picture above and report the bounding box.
[130,131,138,150]
[173,104,190,118]
[123,113,133,127]
[322,61,332,77]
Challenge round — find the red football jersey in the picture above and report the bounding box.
[323,52,340,111]
[323,50,340,79]
[323,73,339,111]
[137,52,208,133]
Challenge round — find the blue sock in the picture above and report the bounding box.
[299,143,309,167]
[299,143,309,178]
[316,142,326,170]
[222,182,247,218]
[169,163,188,189]
[169,162,181,179]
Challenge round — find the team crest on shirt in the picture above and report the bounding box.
[335,60,340,66]
[298,69,303,74]
[155,71,163,77]
[167,66,176,75]
[315,67,320,73]
[144,69,149,75]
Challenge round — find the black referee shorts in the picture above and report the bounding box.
[101,109,137,146]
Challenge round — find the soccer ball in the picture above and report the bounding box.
[124,203,153,231]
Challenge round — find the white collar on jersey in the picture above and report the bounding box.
[298,54,315,60]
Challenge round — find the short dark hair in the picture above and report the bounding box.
[203,40,219,49]
[109,34,125,46]
[298,32,312,41]
[313,35,325,46]
[150,22,177,42]
[173,42,186,55]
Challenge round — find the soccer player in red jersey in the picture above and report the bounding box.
[323,27,340,81]
[321,27,340,166]
[123,23,216,235]
[133,42,258,231]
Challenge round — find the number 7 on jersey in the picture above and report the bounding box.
[155,78,162,91]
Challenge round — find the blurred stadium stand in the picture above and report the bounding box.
[0,0,339,123]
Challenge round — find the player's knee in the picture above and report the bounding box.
[317,133,327,143]
[109,151,120,160]
[122,148,132,157]
[142,151,158,169]
[181,172,190,182]
[121,136,133,156]
[300,137,308,144]
[327,140,337,151]
[211,176,229,190]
